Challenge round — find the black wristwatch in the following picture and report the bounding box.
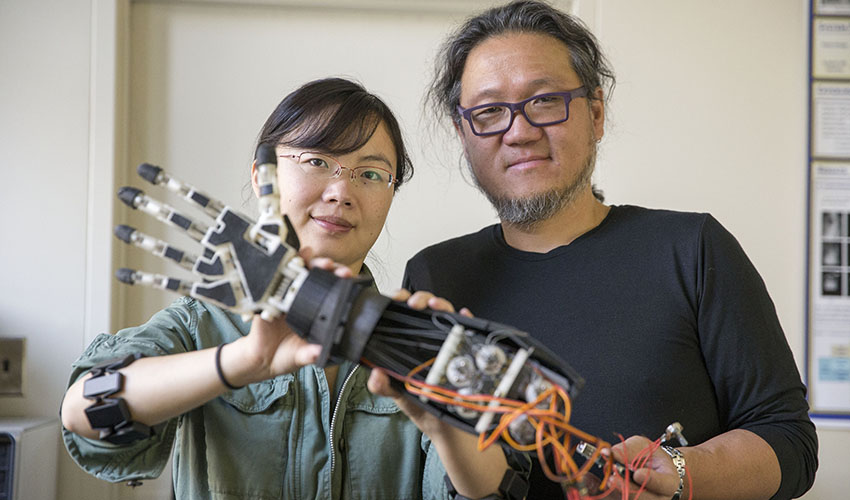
[83,354,153,444]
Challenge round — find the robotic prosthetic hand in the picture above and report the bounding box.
[115,145,304,321]
[113,145,653,495]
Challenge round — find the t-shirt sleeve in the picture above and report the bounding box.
[403,251,441,296]
[402,260,421,293]
[697,216,818,499]
[61,298,198,483]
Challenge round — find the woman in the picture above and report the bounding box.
[60,78,510,499]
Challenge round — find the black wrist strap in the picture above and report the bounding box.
[444,468,528,500]
[83,353,153,444]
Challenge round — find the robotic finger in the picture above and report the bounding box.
[116,266,251,313]
[114,224,199,273]
[135,162,226,219]
[115,268,194,296]
[117,185,210,243]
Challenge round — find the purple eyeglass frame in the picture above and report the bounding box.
[456,87,588,137]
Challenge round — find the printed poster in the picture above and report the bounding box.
[813,17,850,79]
[812,82,850,158]
[809,161,850,415]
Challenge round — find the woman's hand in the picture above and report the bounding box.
[221,255,356,386]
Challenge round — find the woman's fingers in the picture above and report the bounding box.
[389,288,412,302]
[366,368,394,396]
[306,256,354,277]
[247,314,324,375]
[299,248,354,278]
[293,343,323,367]
[423,295,455,312]
[367,368,427,420]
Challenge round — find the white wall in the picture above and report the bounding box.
[0,0,125,498]
[0,0,91,417]
[1,0,846,498]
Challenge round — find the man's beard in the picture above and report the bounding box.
[470,146,597,230]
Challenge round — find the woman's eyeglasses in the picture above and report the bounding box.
[279,152,397,191]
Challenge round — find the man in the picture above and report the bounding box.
[403,1,818,499]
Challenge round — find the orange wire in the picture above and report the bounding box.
[361,355,647,498]
[477,387,557,450]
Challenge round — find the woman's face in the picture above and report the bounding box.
[270,121,397,272]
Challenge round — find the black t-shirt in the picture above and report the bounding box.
[403,205,817,500]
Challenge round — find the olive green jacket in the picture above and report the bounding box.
[62,297,451,499]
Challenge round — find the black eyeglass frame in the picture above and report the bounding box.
[456,87,588,137]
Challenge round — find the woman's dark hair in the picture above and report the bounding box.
[256,77,412,191]
[427,0,615,126]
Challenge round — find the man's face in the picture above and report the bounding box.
[456,32,604,223]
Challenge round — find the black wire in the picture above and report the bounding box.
[384,345,435,370]
[379,310,436,329]
[367,334,443,351]
[431,312,458,331]
[363,345,410,374]
[364,343,431,376]
[374,343,430,371]
[486,328,528,345]
[371,327,449,341]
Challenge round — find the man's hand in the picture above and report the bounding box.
[603,435,687,500]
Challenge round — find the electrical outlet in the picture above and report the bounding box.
[0,338,24,396]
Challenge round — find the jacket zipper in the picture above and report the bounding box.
[329,365,359,476]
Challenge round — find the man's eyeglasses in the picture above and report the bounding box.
[279,152,398,191]
[457,87,588,137]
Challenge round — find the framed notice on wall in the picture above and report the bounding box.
[816,0,850,16]
[808,1,850,426]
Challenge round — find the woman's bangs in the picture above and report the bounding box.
[283,99,382,156]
